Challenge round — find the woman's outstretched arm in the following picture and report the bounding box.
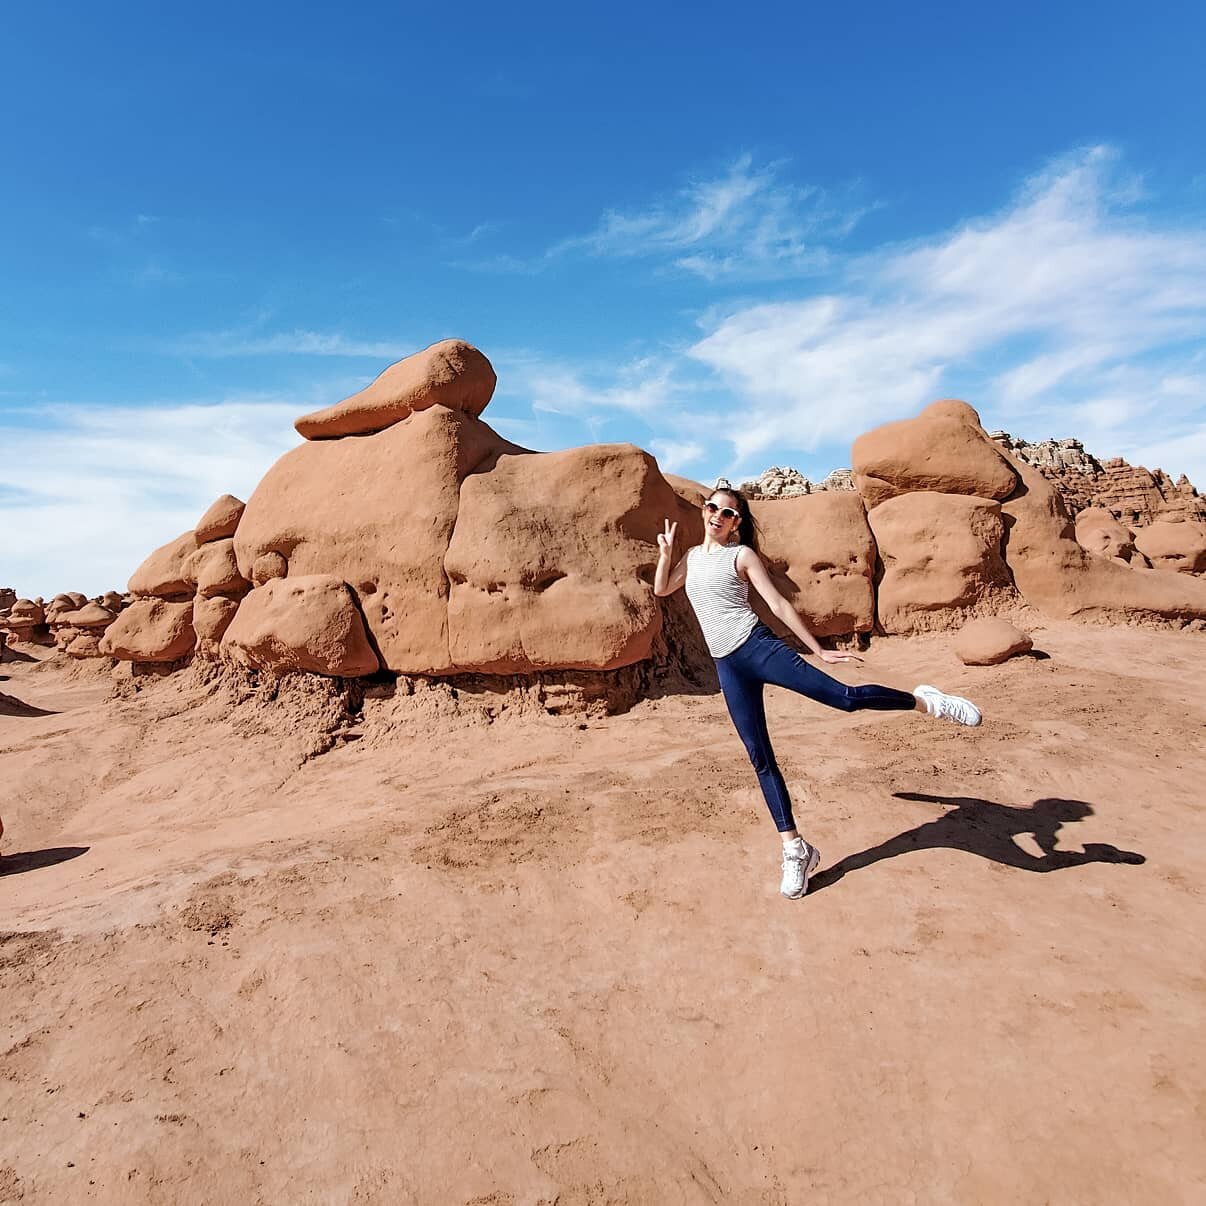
[653,519,689,596]
[737,547,863,664]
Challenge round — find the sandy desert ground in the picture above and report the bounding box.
[2,622,1204,1204]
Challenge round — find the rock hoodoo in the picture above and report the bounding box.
[40,344,1205,697]
[989,432,1205,526]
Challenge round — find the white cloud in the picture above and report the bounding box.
[0,397,301,597]
[688,145,1206,477]
[552,155,865,280]
[648,438,706,473]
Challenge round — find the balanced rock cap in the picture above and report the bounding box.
[293,339,496,441]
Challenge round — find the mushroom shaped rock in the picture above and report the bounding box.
[1133,519,1206,575]
[749,493,876,638]
[60,602,116,630]
[193,595,241,647]
[294,339,497,441]
[99,591,126,612]
[66,633,105,659]
[195,494,246,544]
[956,617,1034,666]
[444,444,675,673]
[868,492,1015,632]
[7,599,46,627]
[221,576,379,677]
[99,599,195,662]
[853,400,1018,508]
[67,592,87,608]
[128,531,199,598]
[1001,456,1206,620]
[1075,507,1143,565]
[236,404,523,674]
[183,539,249,598]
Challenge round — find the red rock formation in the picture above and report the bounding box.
[867,492,1017,633]
[988,433,1205,526]
[853,401,1018,507]
[749,493,876,638]
[294,339,496,440]
[221,576,379,677]
[956,617,1033,665]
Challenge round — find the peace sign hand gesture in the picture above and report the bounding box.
[657,518,677,555]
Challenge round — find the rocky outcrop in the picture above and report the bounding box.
[221,576,379,677]
[853,401,1019,508]
[989,432,1205,526]
[740,466,857,499]
[195,494,246,543]
[868,492,1017,633]
[99,599,195,663]
[1074,507,1148,568]
[128,531,199,599]
[445,443,680,672]
[1133,519,1206,575]
[749,493,876,637]
[956,617,1034,665]
[294,339,497,440]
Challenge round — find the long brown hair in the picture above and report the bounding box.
[711,486,760,554]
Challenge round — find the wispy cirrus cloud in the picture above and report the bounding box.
[457,155,868,280]
[689,145,1206,474]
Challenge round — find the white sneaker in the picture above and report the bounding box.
[915,684,982,727]
[780,838,821,899]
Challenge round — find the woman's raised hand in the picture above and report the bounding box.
[657,518,677,555]
[819,650,865,665]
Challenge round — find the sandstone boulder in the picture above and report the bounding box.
[60,602,116,630]
[193,595,241,647]
[1001,455,1206,620]
[99,599,195,662]
[956,617,1034,666]
[183,539,250,598]
[853,400,1018,508]
[6,599,45,627]
[1133,519,1206,575]
[444,444,678,672]
[251,552,289,586]
[236,404,523,674]
[128,531,199,598]
[66,633,104,659]
[195,494,246,543]
[99,591,126,612]
[294,340,497,441]
[1075,507,1144,566]
[749,493,876,637]
[221,576,379,677]
[868,492,1015,632]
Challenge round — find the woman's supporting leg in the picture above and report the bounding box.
[715,654,798,833]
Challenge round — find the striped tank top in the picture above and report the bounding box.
[684,543,759,658]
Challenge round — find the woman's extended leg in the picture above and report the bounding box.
[743,626,917,713]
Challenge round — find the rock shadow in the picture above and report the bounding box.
[0,691,58,717]
[0,846,90,878]
[808,793,1144,894]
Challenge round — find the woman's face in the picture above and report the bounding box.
[702,493,742,543]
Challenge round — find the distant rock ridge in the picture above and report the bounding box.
[987,432,1204,526]
[743,435,1204,527]
[740,466,855,498]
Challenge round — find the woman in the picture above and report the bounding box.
[654,486,981,900]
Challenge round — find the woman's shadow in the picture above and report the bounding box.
[808,792,1144,894]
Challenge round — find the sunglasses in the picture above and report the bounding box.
[704,501,740,519]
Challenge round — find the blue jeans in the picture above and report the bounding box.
[715,624,916,832]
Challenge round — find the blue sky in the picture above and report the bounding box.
[3,1,1206,595]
